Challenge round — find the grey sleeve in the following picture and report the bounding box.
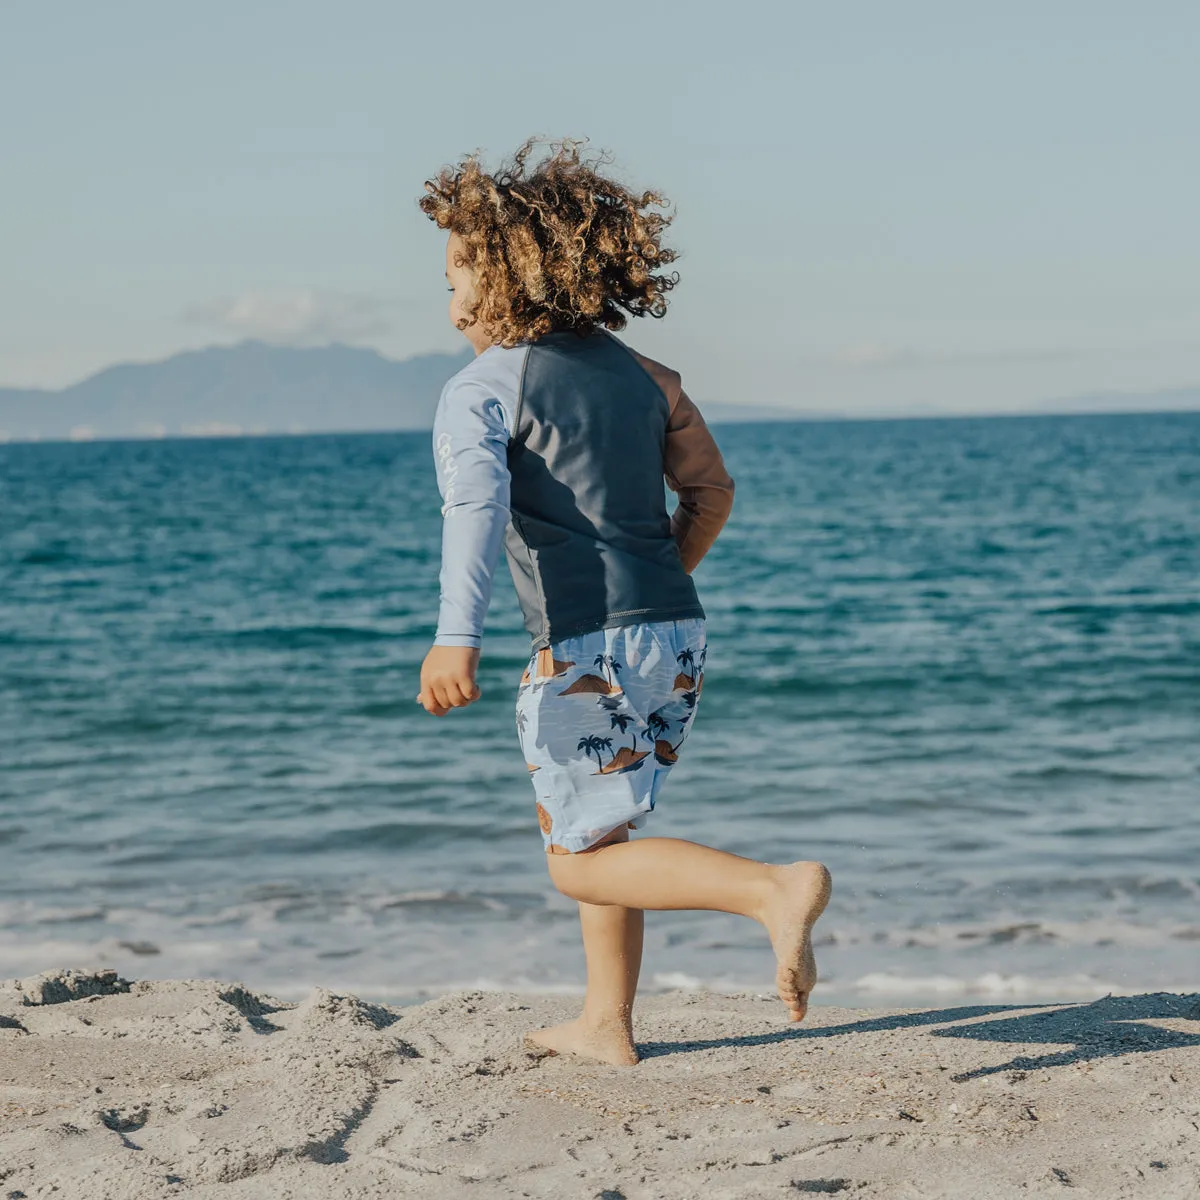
[430,374,514,647]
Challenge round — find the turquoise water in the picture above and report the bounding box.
[2,413,1198,1005]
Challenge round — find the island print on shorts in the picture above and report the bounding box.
[518,642,706,778]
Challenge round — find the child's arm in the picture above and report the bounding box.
[630,349,735,573]
[662,388,736,573]
[417,378,512,716]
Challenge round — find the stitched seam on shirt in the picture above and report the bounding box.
[528,543,550,643]
[512,343,549,641]
[603,605,677,619]
[510,342,533,444]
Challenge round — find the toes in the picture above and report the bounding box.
[778,978,810,1022]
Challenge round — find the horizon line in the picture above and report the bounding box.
[3,405,1199,450]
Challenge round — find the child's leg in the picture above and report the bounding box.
[546,837,831,1024]
[528,900,643,1066]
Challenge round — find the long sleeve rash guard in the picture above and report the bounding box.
[430,340,735,649]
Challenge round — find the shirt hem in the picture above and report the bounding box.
[527,603,707,651]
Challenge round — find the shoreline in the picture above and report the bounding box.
[4,953,1192,1013]
[2,969,1197,1198]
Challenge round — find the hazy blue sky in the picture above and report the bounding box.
[2,2,1197,414]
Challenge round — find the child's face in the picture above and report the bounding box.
[445,233,493,354]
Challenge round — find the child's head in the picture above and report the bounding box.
[420,139,678,352]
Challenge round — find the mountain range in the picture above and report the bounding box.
[1,342,1197,443]
[0,341,791,443]
[0,342,474,443]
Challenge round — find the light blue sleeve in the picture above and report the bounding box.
[430,370,515,648]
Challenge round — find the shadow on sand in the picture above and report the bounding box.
[637,992,1200,1079]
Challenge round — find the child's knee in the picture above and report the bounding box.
[545,838,616,899]
[544,824,628,898]
[546,849,590,900]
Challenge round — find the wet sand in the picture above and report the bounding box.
[1,969,1197,1198]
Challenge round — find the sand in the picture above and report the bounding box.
[1,969,1197,1199]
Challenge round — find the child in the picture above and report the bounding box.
[416,140,831,1066]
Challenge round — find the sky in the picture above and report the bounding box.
[1,1,1198,415]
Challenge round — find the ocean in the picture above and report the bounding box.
[2,412,1198,1007]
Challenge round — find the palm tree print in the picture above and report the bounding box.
[652,712,691,766]
[515,709,528,734]
[577,734,614,770]
[594,654,622,688]
[648,709,678,766]
[669,711,693,753]
[595,727,647,774]
[647,711,670,739]
[673,648,697,691]
[609,711,640,754]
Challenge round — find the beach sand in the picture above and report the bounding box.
[1,969,1197,1199]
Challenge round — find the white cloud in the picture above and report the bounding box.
[182,290,398,346]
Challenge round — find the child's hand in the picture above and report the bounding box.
[417,645,481,716]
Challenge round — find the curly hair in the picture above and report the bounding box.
[419,139,679,346]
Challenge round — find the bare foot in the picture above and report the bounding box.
[525,1017,639,1067]
[762,861,833,1023]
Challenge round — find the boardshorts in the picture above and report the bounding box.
[515,618,707,853]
